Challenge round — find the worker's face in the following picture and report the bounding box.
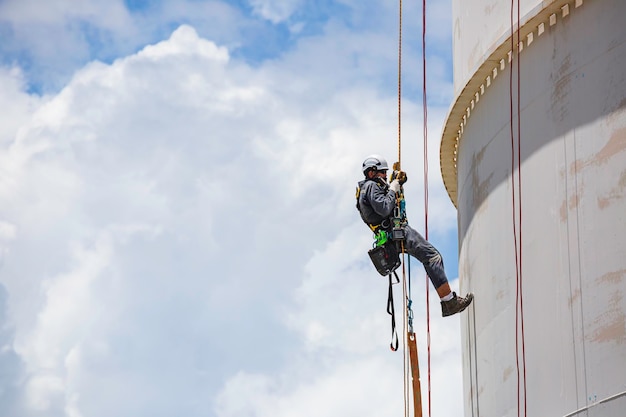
[374,169,387,181]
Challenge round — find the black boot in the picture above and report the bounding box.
[441,292,474,317]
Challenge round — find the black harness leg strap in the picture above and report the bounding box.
[387,271,400,351]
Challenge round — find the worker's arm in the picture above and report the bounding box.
[368,182,397,218]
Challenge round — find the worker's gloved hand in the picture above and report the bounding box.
[391,170,408,185]
[389,179,401,193]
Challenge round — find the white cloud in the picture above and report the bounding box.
[138,25,229,62]
[0,18,462,417]
[0,0,131,27]
[247,0,303,24]
[24,373,65,411]
[0,68,45,145]
[215,355,405,417]
[0,221,17,241]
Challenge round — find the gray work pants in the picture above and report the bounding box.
[401,225,449,289]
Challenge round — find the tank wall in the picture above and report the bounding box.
[456,0,626,416]
[452,0,544,93]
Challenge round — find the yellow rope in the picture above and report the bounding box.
[397,0,403,169]
[396,1,411,417]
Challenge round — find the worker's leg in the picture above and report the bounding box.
[402,225,449,291]
[403,225,474,316]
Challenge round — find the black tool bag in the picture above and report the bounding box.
[368,241,401,276]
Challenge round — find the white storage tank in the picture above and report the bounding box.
[439,0,626,416]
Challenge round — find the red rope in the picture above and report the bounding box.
[509,1,527,415]
[422,0,431,416]
[516,0,527,411]
[508,3,520,415]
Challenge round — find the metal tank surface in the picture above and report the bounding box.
[440,0,626,416]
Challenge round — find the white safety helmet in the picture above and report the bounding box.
[362,154,389,175]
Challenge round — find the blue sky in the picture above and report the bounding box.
[0,1,465,416]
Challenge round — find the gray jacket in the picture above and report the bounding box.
[356,178,397,228]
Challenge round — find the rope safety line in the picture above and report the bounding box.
[407,256,422,417]
[397,0,403,167]
[404,255,423,417]
[395,2,419,417]
[402,247,410,417]
[509,0,527,415]
[421,0,431,415]
[515,0,527,413]
[396,1,427,416]
[396,2,411,417]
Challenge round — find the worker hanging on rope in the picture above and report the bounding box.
[356,154,474,317]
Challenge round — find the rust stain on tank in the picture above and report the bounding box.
[503,365,514,382]
[589,292,626,345]
[569,288,581,308]
[569,159,584,175]
[597,269,626,285]
[597,169,626,209]
[570,128,626,175]
[470,382,485,400]
[468,43,482,77]
[484,1,497,15]
[560,199,567,221]
[589,312,625,345]
[550,55,572,122]
[471,145,493,213]
[560,193,581,221]
[593,127,626,166]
